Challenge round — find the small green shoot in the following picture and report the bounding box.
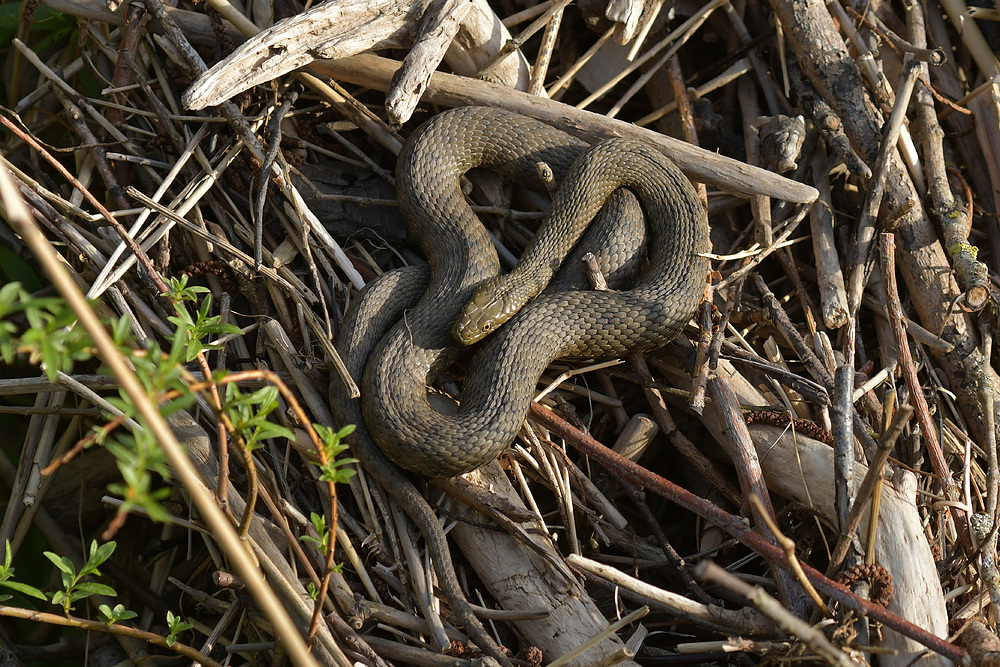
[313,424,357,484]
[164,275,242,363]
[45,540,118,615]
[98,603,138,626]
[300,512,330,554]
[224,383,295,452]
[0,540,47,603]
[165,610,194,646]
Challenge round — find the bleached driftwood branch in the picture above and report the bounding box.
[182,0,529,124]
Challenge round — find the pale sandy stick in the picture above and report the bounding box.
[527,3,563,96]
[316,54,819,204]
[576,0,726,111]
[546,27,615,97]
[568,554,778,636]
[450,463,642,665]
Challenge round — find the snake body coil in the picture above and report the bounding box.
[349,107,710,477]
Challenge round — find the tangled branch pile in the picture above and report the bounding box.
[1,0,999,663]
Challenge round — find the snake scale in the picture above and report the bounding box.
[329,107,709,662]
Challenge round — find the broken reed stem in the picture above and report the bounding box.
[707,275,743,373]
[576,0,726,111]
[546,27,614,97]
[832,366,855,537]
[687,279,714,414]
[568,554,777,636]
[636,58,750,127]
[754,274,833,388]
[721,1,781,114]
[737,74,773,248]
[605,8,719,120]
[808,147,849,328]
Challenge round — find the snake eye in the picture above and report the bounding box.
[483,321,493,332]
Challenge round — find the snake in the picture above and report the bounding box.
[329,106,709,662]
[361,107,709,477]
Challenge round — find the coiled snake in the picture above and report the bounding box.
[329,107,709,662]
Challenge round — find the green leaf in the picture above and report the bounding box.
[253,421,295,442]
[0,580,47,601]
[0,283,23,316]
[98,604,114,622]
[43,552,76,578]
[185,338,203,362]
[198,321,243,336]
[86,541,116,571]
[73,582,117,598]
[319,465,357,485]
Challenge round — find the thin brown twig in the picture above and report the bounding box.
[707,376,809,615]
[879,231,973,554]
[747,494,831,615]
[694,563,854,667]
[0,113,170,296]
[0,605,224,667]
[527,402,969,664]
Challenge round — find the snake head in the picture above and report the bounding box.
[452,276,519,345]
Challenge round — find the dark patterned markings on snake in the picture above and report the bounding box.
[342,107,710,479]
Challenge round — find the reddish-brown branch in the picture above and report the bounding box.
[527,402,969,664]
